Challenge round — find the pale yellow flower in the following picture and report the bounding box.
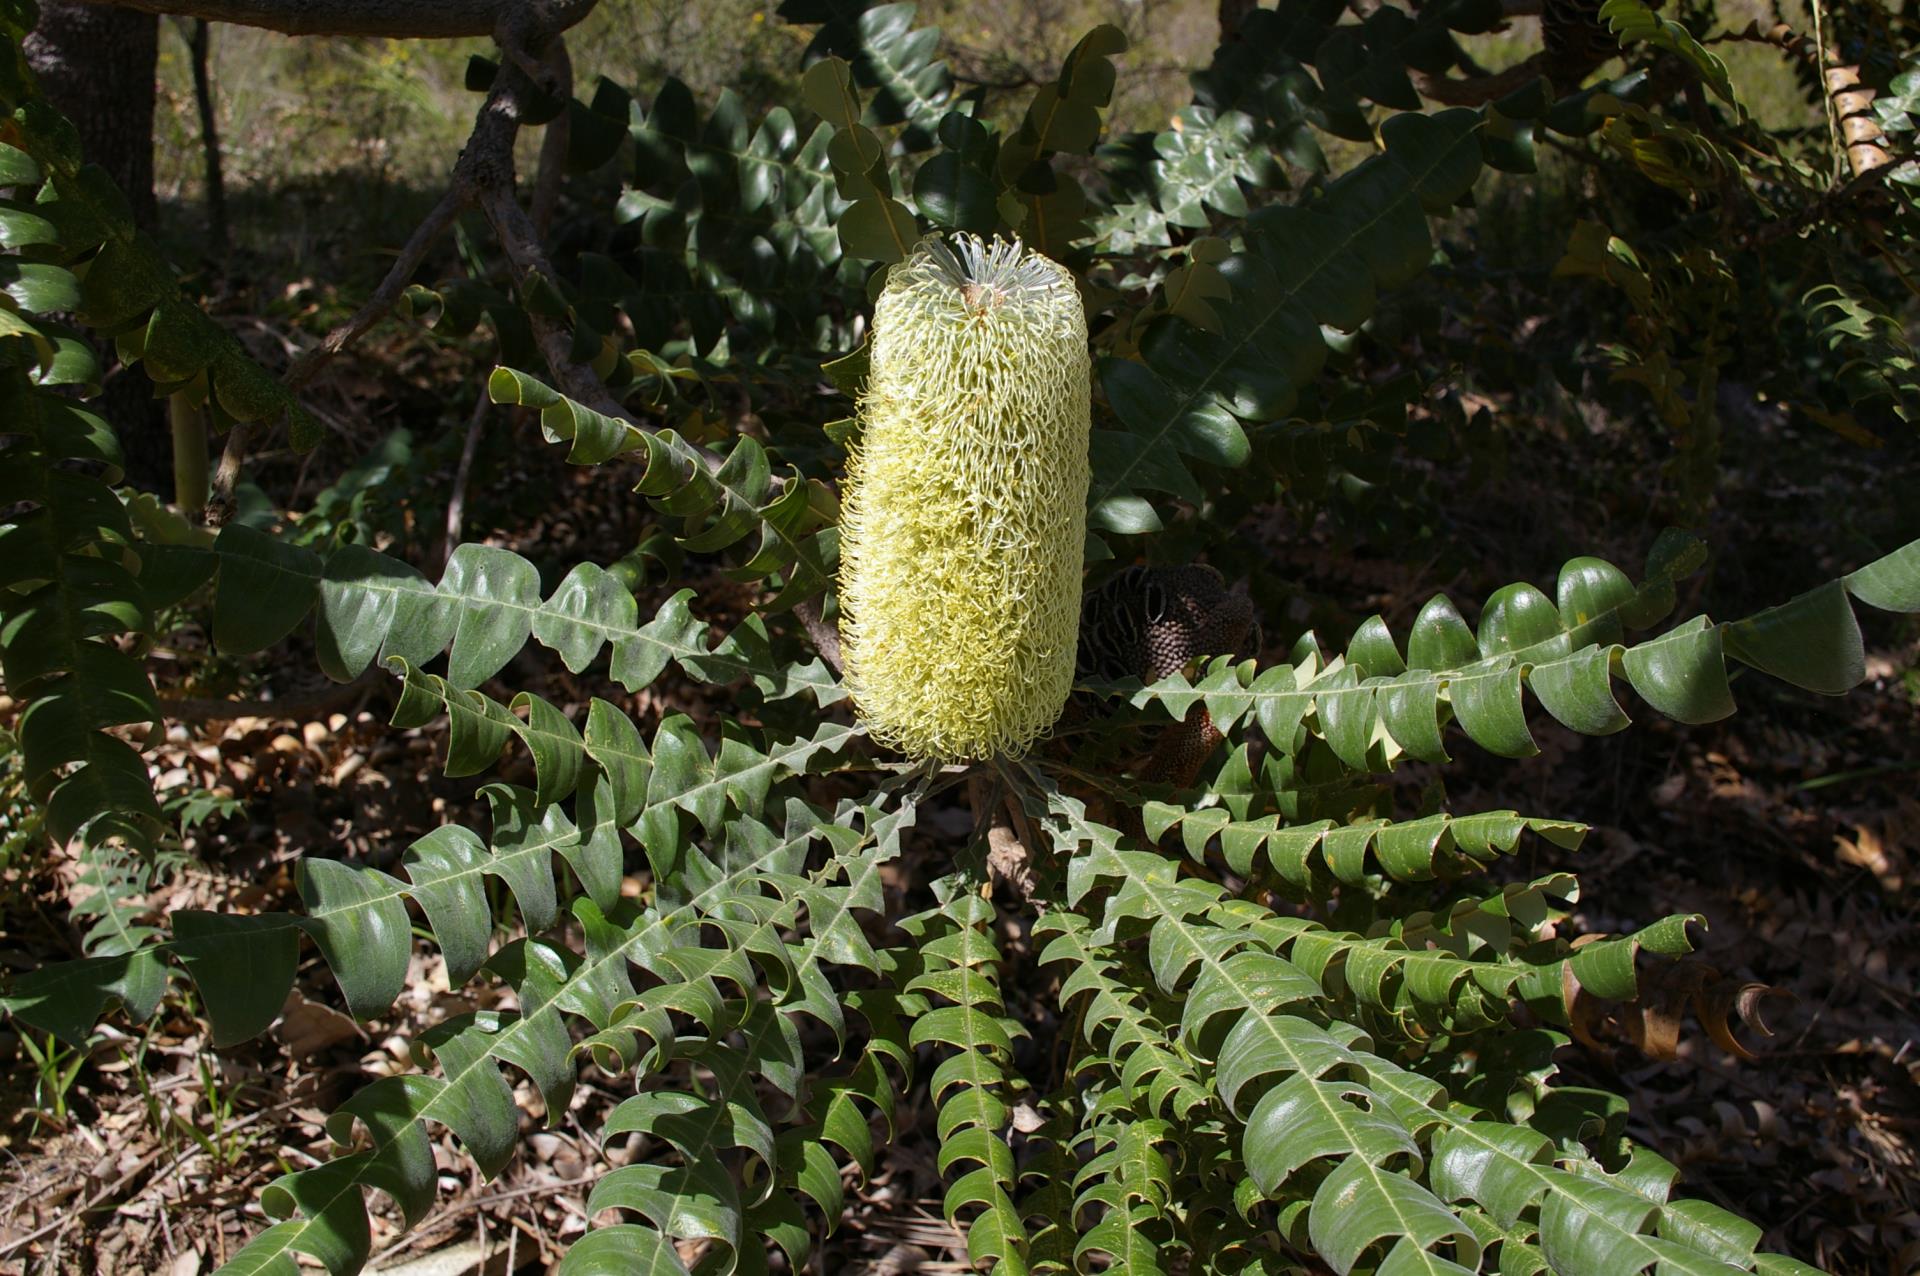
[838,234,1091,761]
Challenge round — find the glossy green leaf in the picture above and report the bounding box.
[1347,616,1406,677]
[1845,538,1920,611]
[0,947,167,1046]
[1538,1169,1730,1276]
[1431,1122,1555,1229]
[1621,617,1732,723]
[0,199,58,249]
[1722,579,1864,696]
[213,524,323,656]
[837,196,917,263]
[1528,645,1630,735]
[1407,595,1478,670]
[143,298,225,382]
[1379,674,1448,763]
[172,911,301,1047]
[3,259,80,312]
[1659,1198,1761,1265]
[1478,583,1566,660]
[1243,1070,1419,1191]
[398,826,495,986]
[1309,1155,1477,1274]
[0,141,42,184]
[533,562,637,674]
[913,152,996,232]
[1448,665,1537,758]
[315,544,429,682]
[440,543,544,688]
[555,1226,691,1275]
[585,698,651,826]
[295,858,412,1019]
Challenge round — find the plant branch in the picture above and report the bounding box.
[70,0,596,39]
[160,670,380,722]
[182,17,226,260]
[476,191,636,428]
[168,391,208,517]
[452,55,839,671]
[283,186,464,392]
[1809,0,1845,180]
[1744,164,1892,249]
[463,69,742,486]
[0,1097,308,1263]
[1411,55,1548,106]
[219,15,566,512]
[531,36,572,238]
[165,3,837,674]
[443,391,489,569]
[365,1168,613,1268]
[794,597,841,672]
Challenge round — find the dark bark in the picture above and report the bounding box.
[26,1,166,483]
[186,18,228,258]
[1217,0,1256,42]
[24,1,159,226]
[70,0,596,39]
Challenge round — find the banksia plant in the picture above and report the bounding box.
[838,234,1092,761]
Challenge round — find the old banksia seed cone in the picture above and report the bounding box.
[838,234,1091,761]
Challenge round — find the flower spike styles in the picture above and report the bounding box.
[838,233,1092,762]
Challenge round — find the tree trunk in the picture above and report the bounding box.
[25,2,165,482]
[66,0,597,40]
[24,2,159,227]
[187,17,229,259]
[1218,0,1257,43]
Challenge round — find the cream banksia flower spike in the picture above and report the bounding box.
[837,233,1092,762]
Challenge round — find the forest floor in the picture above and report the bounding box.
[1,398,1914,1276]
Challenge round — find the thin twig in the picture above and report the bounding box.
[443,392,491,569]
[1865,224,1920,301]
[456,59,839,678]
[183,17,227,262]
[0,1150,166,1260]
[207,420,250,525]
[255,41,839,690]
[1743,164,1890,249]
[0,1100,297,1262]
[794,597,842,672]
[208,172,465,518]
[285,186,466,393]
[1809,0,1845,181]
[1411,56,1548,107]
[364,1168,613,1267]
[476,169,709,465]
[530,37,572,239]
[49,0,600,40]
[159,670,380,723]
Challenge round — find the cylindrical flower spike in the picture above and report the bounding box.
[838,234,1092,762]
